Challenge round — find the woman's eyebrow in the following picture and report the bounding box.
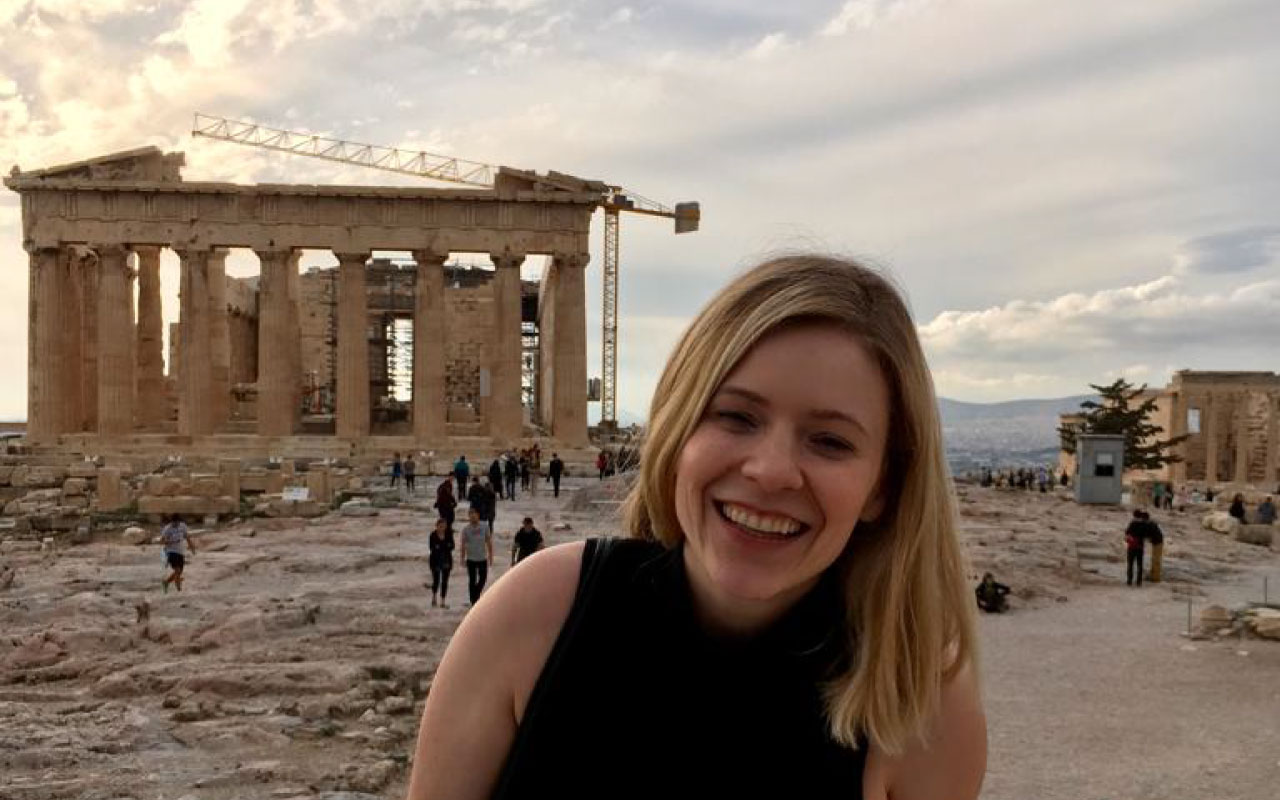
[717,386,869,439]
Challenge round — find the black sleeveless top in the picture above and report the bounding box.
[492,538,866,799]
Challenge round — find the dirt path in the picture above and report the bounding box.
[981,561,1280,800]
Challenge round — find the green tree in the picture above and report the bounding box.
[1058,378,1188,471]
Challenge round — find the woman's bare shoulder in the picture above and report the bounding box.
[405,541,586,800]
[863,661,987,800]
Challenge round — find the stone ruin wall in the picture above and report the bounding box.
[443,283,495,425]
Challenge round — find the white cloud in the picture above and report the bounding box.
[821,0,935,37]
[747,32,789,59]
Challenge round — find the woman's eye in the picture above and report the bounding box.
[713,410,755,429]
[812,435,855,455]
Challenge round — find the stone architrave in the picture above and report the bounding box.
[176,248,213,436]
[257,249,297,436]
[550,252,589,446]
[61,248,84,432]
[26,246,64,441]
[336,252,370,439]
[489,252,524,442]
[135,246,165,429]
[79,250,100,433]
[412,250,448,443]
[1204,393,1218,484]
[96,245,135,436]
[1235,392,1251,485]
[208,249,232,428]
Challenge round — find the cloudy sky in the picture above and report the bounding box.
[1,0,1278,422]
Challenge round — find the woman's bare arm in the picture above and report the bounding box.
[863,662,987,800]
[405,541,585,800]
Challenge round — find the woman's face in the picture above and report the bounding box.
[674,323,891,627]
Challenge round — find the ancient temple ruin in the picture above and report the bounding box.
[1060,370,1280,489]
[5,146,597,456]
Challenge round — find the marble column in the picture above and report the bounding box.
[551,252,589,446]
[489,252,524,442]
[1266,393,1279,487]
[257,249,296,436]
[335,252,370,439]
[1204,393,1219,485]
[1234,392,1251,485]
[79,251,100,434]
[61,248,84,432]
[208,249,231,429]
[96,245,135,436]
[135,246,165,429]
[1170,390,1187,485]
[176,248,213,436]
[26,246,64,441]
[412,249,447,443]
[287,250,304,421]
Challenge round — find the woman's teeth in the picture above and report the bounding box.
[719,502,804,537]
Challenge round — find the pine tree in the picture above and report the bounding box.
[1058,378,1188,471]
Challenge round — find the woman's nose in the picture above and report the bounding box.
[739,428,804,492]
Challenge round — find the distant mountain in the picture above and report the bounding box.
[938,395,1094,424]
[938,394,1096,471]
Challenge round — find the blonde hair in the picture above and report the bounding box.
[621,254,977,755]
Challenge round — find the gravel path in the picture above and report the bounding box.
[980,560,1280,800]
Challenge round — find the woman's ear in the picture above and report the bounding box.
[859,485,885,523]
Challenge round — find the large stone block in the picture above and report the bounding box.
[0,466,13,485]
[191,475,224,498]
[240,471,269,493]
[8,465,28,486]
[67,462,98,479]
[1235,525,1274,547]
[96,468,128,512]
[22,466,66,488]
[137,495,237,516]
[265,471,285,495]
[1202,512,1241,536]
[62,478,88,496]
[220,460,241,500]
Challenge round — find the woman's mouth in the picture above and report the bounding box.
[715,501,809,541]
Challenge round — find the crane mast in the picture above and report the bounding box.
[191,113,699,430]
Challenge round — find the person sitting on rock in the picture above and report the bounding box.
[974,573,1010,613]
[1228,493,1246,522]
[1255,496,1276,526]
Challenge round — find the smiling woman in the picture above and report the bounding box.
[407,255,986,800]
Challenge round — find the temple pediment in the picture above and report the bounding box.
[7,146,184,185]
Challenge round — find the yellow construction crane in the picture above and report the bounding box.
[191,112,700,429]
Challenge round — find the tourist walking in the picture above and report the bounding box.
[504,455,519,500]
[548,453,564,498]
[428,518,454,608]
[404,455,417,494]
[1124,510,1147,587]
[453,455,470,498]
[596,450,607,481]
[408,254,986,799]
[519,453,531,491]
[434,476,457,530]
[511,516,544,565]
[391,452,403,488]
[489,459,504,500]
[160,514,196,593]
[459,508,492,605]
[468,477,497,534]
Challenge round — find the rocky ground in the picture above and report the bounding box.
[1,477,1277,800]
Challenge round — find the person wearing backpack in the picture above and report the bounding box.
[1124,510,1148,587]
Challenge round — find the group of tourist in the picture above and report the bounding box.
[1228,492,1276,525]
[593,446,638,480]
[977,465,1066,492]
[426,452,562,609]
